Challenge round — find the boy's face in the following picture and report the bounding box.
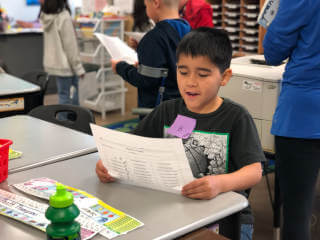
[177,54,232,114]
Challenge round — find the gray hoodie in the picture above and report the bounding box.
[40,10,85,77]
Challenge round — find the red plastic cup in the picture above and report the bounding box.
[0,139,13,183]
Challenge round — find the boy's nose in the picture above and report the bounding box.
[185,74,197,87]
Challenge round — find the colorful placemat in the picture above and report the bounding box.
[104,118,139,133]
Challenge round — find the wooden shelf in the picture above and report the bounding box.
[209,0,265,55]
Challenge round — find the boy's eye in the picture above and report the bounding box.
[198,72,210,77]
[178,70,188,75]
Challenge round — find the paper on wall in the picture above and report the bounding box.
[94,33,138,65]
[257,0,280,29]
[82,0,107,14]
[90,124,195,194]
[82,0,94,15]
[113,0,134,14]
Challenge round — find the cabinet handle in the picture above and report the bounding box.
[267,85,276,89]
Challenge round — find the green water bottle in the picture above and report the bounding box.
[45,184,81,240]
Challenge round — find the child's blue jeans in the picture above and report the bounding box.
[55,76,79,120]
[56,75,79,106]
[208,223,253,239]
[240,224,253,240]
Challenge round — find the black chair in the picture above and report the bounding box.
[21,70,49,105]
[28,104,96,135]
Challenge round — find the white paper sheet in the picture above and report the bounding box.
[94,33,138,65]
[91,124,195,194]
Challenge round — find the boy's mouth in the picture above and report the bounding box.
[186,91,199,97]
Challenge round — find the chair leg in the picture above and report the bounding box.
[273,166,281,240]
[265,171,274,210]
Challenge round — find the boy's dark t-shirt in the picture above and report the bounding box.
[132,98,265,224]
[116,19,190,108]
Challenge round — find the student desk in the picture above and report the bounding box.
[0,115,97,173]
[0,73,41,117]
[2,152,248,240]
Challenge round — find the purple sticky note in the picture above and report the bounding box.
[167,115,196,139]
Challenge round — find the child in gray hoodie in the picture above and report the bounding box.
[40,0,84,108]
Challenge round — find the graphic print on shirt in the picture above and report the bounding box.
[164,129,229,178]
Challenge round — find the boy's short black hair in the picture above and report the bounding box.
[176,27,233,73]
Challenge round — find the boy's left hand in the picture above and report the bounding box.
[181,175,223,200]
[111,59,121,74]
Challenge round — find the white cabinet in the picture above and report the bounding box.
[77,17,127,119]
[219,55,285,152]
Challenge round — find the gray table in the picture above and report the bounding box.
[0,73,42,117]
[2,152,248,240]
[0,115,97,173]
[0,72,40,96]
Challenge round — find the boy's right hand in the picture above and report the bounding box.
[128,37,138,50]
[95,159,115,183]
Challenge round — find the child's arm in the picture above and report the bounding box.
[95,159,115,183]
[114,32,168,89]
[59,13,85,77]
[181,162,262,200]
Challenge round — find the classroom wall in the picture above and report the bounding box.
[0,0,40,21]
[0,0,82,21]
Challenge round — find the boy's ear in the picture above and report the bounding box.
[153,0,161,8]
[220,68,232,86]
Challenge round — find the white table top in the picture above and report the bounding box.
[3,152,248,240]
[0,115,97,173]
[231,54,285,82]
[0,73,40,96]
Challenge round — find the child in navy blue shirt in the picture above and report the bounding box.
[111,0,190,112]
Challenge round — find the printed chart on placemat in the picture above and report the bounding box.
[13,177,144,239]
[0,189,102,239]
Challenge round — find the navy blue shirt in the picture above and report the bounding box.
[116,19,191,108]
